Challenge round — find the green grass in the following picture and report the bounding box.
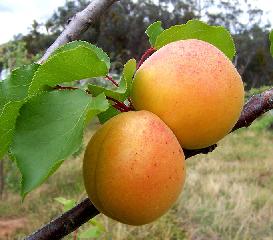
[0,118,273,240]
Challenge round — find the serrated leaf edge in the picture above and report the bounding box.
[49,40,110,69]
[28,45,109,95]
[155,19,236,59]
[9,90,108,199]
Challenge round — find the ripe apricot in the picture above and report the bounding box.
[131,39,244,149]
[83,110,185,225]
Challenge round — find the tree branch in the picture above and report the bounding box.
[38,0,119,63]
[25,87,273,240]
[25,198,99,240]
[232,87,273,131]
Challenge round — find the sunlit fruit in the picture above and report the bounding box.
[83,110,186,225]
[131,39,244,149]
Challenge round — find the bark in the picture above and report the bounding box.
[39,0,119,63]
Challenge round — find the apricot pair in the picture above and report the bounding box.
[83,39,244,226]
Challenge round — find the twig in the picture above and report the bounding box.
[232,87,273,131]
[136,48,156,69]
[106,75,119,87]
[107,96,131,112]
[25,198,99,240]
[39,0,119,63]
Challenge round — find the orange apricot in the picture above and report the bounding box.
[83,110,185,225]
[131,39,244,149]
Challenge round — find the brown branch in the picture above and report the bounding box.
[25,87,273,240]
[25,198,99,240]
[39,0,119,63]
[136,48,156,69]
[232,87,273,131]
[106,75,119,87]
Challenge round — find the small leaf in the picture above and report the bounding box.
[145,21,164,47]
[98,105,120,124]
[269,30,273,57]
[79,228,101,239]
[85,93,110,124]
[29,41,110,94]
[55,197,77,211]
[51,41,110,70]
[10,90,109,197]
[0,63,40,159]
[88,59,136,101]
[155,19,235,60]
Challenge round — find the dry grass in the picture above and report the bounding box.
[0,120,272,240]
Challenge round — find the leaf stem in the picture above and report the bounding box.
[136,47,156,70]
[107,96,131,112]
[105,75,119,87]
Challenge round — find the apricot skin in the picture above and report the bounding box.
[83,110,185,225]
[131,39,245,149]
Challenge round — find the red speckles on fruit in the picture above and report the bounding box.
[83,111,186,226]
[131,39,244,149]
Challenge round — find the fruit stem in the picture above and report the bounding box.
[137,47,156,70]
[107,96,131,112]
[105,75,119,87]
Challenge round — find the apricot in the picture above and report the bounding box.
[131,39,244,149]
[83,110,185,225]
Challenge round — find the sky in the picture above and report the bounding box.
[0,0,272,44]
[0,0,67,44]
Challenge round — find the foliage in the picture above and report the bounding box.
[0,41,32,71]
[146,20,235,59]
[0,16,243,198]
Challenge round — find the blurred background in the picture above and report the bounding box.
[0,0,272,239]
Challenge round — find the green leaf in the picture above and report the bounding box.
[55,197,77,211]
[29,41,110,94]
[155,19,235,60]
[98,105,120,124]
[85,93,110,123]
[0,102,22,160]
[88,59,136,101]
[0,64,40,159]
[10,90,109,197]
[51,41,110,70]
[270,30,273,57]
[145,21,164,47]
[0,63,40,110]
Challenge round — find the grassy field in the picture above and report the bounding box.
[0,115,272,240]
